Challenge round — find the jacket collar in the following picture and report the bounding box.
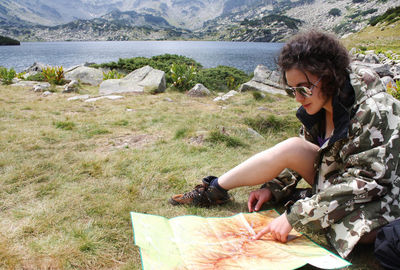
[296,76,355,146]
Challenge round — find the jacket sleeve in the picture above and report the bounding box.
[286,94,400,231]
[261,169,302,202]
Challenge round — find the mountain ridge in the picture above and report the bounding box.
[0,0,398,42]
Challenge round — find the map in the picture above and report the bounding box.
[131,210,350,270]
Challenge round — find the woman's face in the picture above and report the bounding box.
[285,68,332,115]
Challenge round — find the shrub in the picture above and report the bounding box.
[0,67,16,85]
[170,63,197,92]
[92,54,202,84]
[55,121,75,130]
[196,66,251,92]
[329,8,341,17]
[244,115,300,135]
[206,130,246,148]
[26,72,46,82]
[387,80,400,100]
[370,6,400,26]
[103,70,125,80]
[42,66,65,85]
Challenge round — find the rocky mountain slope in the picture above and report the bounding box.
[0,0,399,42]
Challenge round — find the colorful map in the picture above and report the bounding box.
[131,210,350,270]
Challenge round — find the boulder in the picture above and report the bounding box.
[391,64,400,76]
[364,53,380,64]
[63,80,79,93]
[84,95,124,102]
[213,90,238,102]
[32,82,51,92]
[239,64,286,95]
[351,61,394,78]
[99,65,166,95]
[64,66,103,86]
[68,95,90,101]
[187,83,211,97]
[24,62,48,73]
[240,81,286,95]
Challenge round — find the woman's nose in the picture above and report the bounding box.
[295,91,305,102]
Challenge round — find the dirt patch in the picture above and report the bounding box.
[96,134,159,152]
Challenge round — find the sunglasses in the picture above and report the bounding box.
[287,77,322,98]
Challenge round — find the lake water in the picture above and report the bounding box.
[0,41,284,73]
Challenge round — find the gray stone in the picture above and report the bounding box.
[84,95,124,102]
[349,47,357,57]
[32,82,51,92]
[252,64,281,88]
[63,80,79,93]
[68,95,90,101]
[364,53,380,64]
[213,90,238,102]
[351,61,394,78]
[394,75,400,82]
[42,91,52,97]
[239,81,286,95]
[391,64,400,76]
[64,66,103,86]
[99,65,166,95]
[187,83,211,97]
[356,53,365,62]
[247,128,264,139]
[239,64,286,95]
[23,62,48,73]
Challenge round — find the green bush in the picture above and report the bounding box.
[42,66,65,85]
[206,130,246,148]
[196,66,251,92]
[387,80,400,100]
[329,8,341,17]
[92,54,202,84]
[0,67,16,85]
[244,115,300,135]
[26,72,46,82]
[370,6,400,26]
[103,70,125,80]
[170,63,197,92]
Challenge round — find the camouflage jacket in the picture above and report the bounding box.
[263,66,400,258]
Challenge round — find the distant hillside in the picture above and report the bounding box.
[0,35,20,45]
[9,10,192,42]
[0,0,398,42]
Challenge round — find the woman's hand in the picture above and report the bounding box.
[248,188,272,212]
[254,213,293,243]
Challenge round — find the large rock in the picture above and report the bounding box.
[23,62,47,73]
[187,83,211,97]
[64,66,103,86]
[99,65,166,95]
[351,61,394,78]
[239,64,286,95]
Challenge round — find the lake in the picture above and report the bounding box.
[0,41,284,73]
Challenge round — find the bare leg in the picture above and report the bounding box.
[218,137,320,190]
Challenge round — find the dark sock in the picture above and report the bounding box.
[210,178,228,193]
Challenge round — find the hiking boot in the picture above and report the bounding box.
[169,176,230,207]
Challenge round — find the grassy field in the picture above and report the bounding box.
[0,84,383,269]
[342,21,400,53]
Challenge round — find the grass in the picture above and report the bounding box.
[0,84,382,269]
[342,21,400,53]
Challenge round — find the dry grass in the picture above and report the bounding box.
[0,84,381,269]
[342,21,400,53]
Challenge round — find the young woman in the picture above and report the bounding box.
[169,30,400,259]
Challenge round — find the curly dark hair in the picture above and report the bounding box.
[278,30,350,98]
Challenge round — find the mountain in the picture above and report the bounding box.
[0,0,398,42]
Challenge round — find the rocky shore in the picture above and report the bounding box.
[9,48,400,104]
